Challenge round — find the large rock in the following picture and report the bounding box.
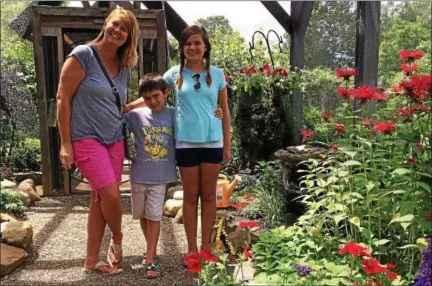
[0,213,18,223]
[174,207,183,224]
[1,221,33,250]
[15,190,32,207]
[0,243,28,277]
[227,229,259,252]
[163,199,183,217]
[13,172,42,185]
[165,185,183,200]
[1,180,16,189]
[17,181,41,204]
[173,190,183,200]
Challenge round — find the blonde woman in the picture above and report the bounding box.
[57,8,139,275]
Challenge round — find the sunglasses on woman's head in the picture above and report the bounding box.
[192,74,201,90]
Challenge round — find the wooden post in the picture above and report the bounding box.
[355,1,381,88]
[157,10,168,73]
[29,7,53,196]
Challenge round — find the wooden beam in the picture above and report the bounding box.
[115,1,133,9]
[29,7,53,196]
[289,2,314,144]
[141,1,187,41]
[156,11,168,73]
[355,1,381,88]
[261,1,292,34]
[81,1,90,8]
[33,6,159,18]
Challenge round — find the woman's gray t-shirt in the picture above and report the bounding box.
[68,44,131,144]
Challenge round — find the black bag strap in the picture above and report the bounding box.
[90,45,122,114]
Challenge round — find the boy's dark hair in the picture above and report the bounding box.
[139,73,168,95]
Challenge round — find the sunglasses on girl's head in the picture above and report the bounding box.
[192,74,201,90]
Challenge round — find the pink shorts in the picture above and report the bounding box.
[73,138,124,202]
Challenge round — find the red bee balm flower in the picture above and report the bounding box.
[349,86,380,104]
[397,108,415,116]
[405,157,417,165]
[300,129,313,143]
[361,259,387,274]
[184,253,202,273]
[400,63,419,74]
[362,119,372,127]
[374,121,396,135]
[337,87,350,100]
[242,245,253,259]
[199,249,219,262]
[336,68,358,80]
[239,221,259,228]
[321,112,334,123]
[373,92,387,103]
[338,242,372,257]
[386,271,398,280]
[399,49,424,61]
[334,123,346,135]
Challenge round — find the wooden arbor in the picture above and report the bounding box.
[28,5,168,196]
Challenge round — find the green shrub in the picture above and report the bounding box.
[0,188,26,214]
[10,138,41,171]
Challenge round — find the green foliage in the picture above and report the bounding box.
[10,138,41,172]
[195,16,233,39]
[302,1,356,69]
[379,2,431,86]
[0,188,26,214]
[302,67,340,112]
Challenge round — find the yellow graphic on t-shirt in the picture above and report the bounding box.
[142,126,171,161]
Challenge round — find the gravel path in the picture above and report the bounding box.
[1,194,200,286]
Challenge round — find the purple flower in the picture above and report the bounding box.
[414,237,432,286]
[294,263,312,277]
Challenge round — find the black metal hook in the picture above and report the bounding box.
[249,29,284,69]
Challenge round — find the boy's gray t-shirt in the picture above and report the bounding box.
[68,44,131,144]
[124,106,178,184]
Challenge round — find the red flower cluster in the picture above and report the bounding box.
[330,144,339,152]
[242,245,253,259]
[373,92,387,103]
[405,157,417,165]
[374,121,396,135]
[300,129,314,143]
[399,75,432,103]
[334,123,346,135]
[321,112,334,123]
[397,108,415,116]
[225,74,233,84]
[336,68,358,80]
[413,104,431,113]
[231,202,247,209]
[339,242,398,282]
[184,253,202,273]
[348,86,381,104]
[338,242,372,257]
[400,63,419,75]
[239,64,288,78]
[244,193,259,200]
[239,221,259,228]
[399,49,424,61]
[362,119,372,127]
[337,87,350,100]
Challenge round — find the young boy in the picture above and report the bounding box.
[124,73,177,279]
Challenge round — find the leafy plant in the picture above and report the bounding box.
[9,138,41,171]
[0,188,26,214]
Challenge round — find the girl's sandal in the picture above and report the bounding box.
[83,261,123,276]
[145,263,160,279]
[107,239,123,268]
[142,252,160,265]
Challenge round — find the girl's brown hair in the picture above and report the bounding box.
[92,8,139,68]
[176,25,212,88]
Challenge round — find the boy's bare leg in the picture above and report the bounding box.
[144,219,161,264]
[140,218,148,240]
